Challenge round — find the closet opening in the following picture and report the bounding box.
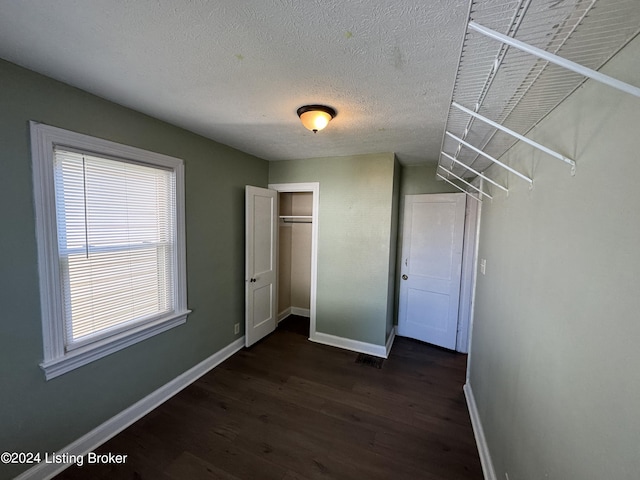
[269,182,319,340]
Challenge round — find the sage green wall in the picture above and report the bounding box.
[468,35,640,479]
[0,59,268,479]
[269,153,398,346]
[400,164,459,196]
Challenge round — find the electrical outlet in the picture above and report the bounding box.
[234,323,240,335]
[480,258,487,275]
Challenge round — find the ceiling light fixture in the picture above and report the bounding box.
[297,105,337,133]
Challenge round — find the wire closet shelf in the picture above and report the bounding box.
[438,0,640,200]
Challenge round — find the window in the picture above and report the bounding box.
[31,122,190,380]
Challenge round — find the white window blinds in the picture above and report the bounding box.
[53,148,176,350]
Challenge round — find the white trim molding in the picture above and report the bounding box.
[41,314,188,380]
[291,307,310,318]
[30,121,190,380]
[277,307,310,323]
[15,337,245,480]
[310,331,389,358]
[277,307,292,323]
[464,383,497,480]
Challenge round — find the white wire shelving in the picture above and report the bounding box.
[438,0,640,200]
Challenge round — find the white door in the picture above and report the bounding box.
[397,193,466,349]
[245,186,278,347]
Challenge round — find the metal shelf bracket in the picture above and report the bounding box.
[438,166,493,200]
[445,131,533,185]
[436,174,483,203]
[441,151,509,194]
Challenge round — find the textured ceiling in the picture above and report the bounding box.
[0,0,469,165]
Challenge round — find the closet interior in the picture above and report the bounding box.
[277,192,312,322]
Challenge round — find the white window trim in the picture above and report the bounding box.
[30,122,190,380]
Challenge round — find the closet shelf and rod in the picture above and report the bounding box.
[279,216,312,224]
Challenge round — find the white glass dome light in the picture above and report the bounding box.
[297,105,337,133]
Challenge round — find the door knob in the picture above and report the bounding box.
[402,274,408,280]
[250,278,257,283]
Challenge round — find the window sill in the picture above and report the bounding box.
[40,310,191,380]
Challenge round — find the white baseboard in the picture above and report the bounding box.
[464,383,497,480]
[15,337,245,480]
[277,307,292,322]
[290,307,310,317]
[278,307,310,323]
[309,331,388,358]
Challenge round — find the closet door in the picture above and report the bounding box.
[245,186,278,347]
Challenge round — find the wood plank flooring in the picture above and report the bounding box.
[56,316,483,480]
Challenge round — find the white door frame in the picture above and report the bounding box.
[396,193,480,353]
[397,193,467,350]
[457,195,480,353]
[466,181,483,381]
[268,182,319,340]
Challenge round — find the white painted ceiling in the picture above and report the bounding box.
[0,0,470,165]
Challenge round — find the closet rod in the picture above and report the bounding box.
[451,102,575,170]
[468,21,640,99]
[281,218,312,224]
[440,151,508,193]
[445,131,532,185]
[437,166,493,200]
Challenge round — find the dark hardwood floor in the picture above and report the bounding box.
[56,316,483,480]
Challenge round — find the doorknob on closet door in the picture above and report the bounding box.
[402,274,408,280]
[250,278,257,283]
